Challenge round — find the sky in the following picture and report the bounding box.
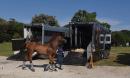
[0,0,130,31]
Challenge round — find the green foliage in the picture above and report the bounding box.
[101,22,111,30]
[112,30,130,46]
[71,10,111,30]
[8,18,24,38]
[0,18,24,42]
[71,10,97,23]
[32,14,59,26]
[0,18,7,25]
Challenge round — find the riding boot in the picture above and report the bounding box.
[59,64,63,70]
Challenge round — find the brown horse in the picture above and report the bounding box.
[22,33,65,72]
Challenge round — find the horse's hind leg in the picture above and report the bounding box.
[28,50,35,72]
[22,52,28,70]
[22,61,27,70]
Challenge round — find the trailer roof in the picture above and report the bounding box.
[24,24,69,33]
[69,22,111,33]
[44,25,69,33]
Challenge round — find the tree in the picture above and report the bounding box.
[0,18,9,42]
[8,18,24,38]
[32,14,59,26]
[70,10,111,30]
[71,10,97,23]
[101,22,111,30]
[0,18,7,25]
[112,30,130,46]
[0,18,24,42]
[112,32,123,46]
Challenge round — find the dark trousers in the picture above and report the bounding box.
[56,54,64,65]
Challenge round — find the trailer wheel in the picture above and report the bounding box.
[103,50,110,59]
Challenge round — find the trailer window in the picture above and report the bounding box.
[100,36,104,41]
[106,36,110,41]
[31,27,42,42]
[105,34,111,44]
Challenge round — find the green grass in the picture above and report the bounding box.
[95,47,130,66]
[0,42,13,56]
[0,42,130,66]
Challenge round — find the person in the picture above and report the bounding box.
[82,51,87,66]
[56,46,64,70]
[86,42,95,68]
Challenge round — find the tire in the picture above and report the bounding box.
[103,50,110,59]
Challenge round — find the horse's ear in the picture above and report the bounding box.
[52,33,64,39]
[52,33,57,37]
[53,32,61,36]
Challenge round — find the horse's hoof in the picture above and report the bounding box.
[54,69,58,71]
[44,68,48,71]
[87,64,92,69]
[59,68,63,70]
[22,67,27,70]
[43,69,47,72]
[49,69,53,72]
[31,69,35,72]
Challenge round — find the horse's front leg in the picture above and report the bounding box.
[52,53,57,71]
[48,55,57,71]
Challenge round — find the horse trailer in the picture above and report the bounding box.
[68,22,111,60]
[12,22,111,61]
[12,24,69,54]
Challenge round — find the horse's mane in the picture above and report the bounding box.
[48,33,62,43]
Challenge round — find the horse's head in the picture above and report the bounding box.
[58,34,66,45]
[51,33,66,46]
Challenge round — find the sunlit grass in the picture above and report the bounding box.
[0,42,13,56]
[95,47,130,66]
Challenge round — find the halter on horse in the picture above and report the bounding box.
[22,33,65,72]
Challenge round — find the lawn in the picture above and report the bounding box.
[95,47,130,66]
[0,42,130,66]
[0,42,13,56]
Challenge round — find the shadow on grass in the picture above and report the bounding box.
[115,53,130,66]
